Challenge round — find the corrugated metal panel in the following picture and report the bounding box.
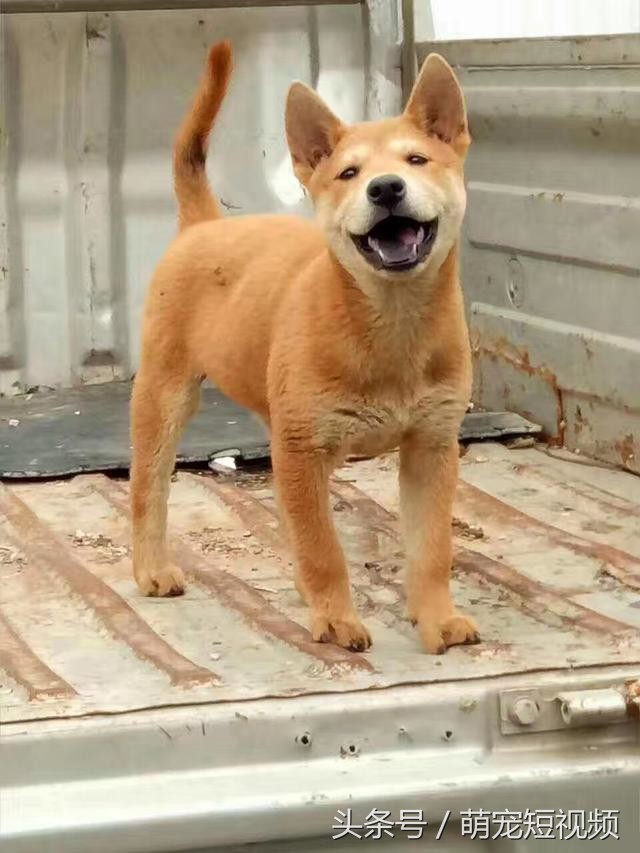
[0,2,402,394]
[418,34,640,473]
[2,447,640,850]
[2,445,640,724]
[423,0,640,41]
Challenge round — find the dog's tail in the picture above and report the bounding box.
[173,41,233,230]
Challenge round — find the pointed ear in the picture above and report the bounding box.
[404,54,470,157]
[285,82,345,185]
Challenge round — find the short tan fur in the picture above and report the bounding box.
[131,41,479,654]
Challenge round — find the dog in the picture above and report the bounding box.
[130,41,480,654]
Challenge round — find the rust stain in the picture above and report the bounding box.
[0,610,76,701]
[626,679,640,718]
[453,548,634,638]
[193,473,385,616]
[473,334,640,466]
[457,480,640,591]
[0,484,218,687]
[465,640,514,660]
[574,403,587,441]
[472,333,565,445]
[593,434,640,475]
[90,476,374,674]
[569,388,640,416]
[331,480,639,637]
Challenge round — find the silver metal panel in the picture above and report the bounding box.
[3,670,639,852]
[418,35,640,472]
[2,446,640,849]
[0,3,403,394]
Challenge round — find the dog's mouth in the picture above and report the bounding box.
[351,216,438,271]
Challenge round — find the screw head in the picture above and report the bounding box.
[510,697,540,726]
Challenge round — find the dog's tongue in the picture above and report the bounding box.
[368,224,425,265]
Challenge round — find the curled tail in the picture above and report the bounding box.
[173,41,233,230]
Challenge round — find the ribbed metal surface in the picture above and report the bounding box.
[2,444,640,723]
[417,34,640,474]
[0,3,386,394]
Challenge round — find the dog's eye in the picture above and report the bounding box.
[337,166,359,180]
[407,154,429,166]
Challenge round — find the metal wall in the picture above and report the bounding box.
[417,35,640,473]
[0,1,402,394]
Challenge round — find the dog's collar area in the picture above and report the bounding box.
[351,216,438,272]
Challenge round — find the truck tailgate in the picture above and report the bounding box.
[1,441,640,722]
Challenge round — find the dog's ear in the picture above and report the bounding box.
[404,54,470,158]
[286,83,344,185]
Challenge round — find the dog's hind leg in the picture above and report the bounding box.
[271,437,371,651]
[130,369,201,596]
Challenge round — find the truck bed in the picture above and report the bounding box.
[2,441,640,723]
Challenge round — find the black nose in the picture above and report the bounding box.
[366,174,406,208]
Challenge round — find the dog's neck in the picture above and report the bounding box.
[336,244,460,329]
[325,245,463,392]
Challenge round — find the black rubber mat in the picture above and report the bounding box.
[0,381,540,479]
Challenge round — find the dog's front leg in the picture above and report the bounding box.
[271,438,371,652]
[400,434,480,653]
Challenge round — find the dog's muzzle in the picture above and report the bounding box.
[350,215,439,272]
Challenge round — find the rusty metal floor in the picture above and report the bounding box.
[1,442,640,724]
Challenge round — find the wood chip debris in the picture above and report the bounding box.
[70,529,129,558]
[452,517,485,540]
[0,545,26,564]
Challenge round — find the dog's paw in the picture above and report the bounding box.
[136,564,186,597]
[418,611,480,655]
[311,611,372,652]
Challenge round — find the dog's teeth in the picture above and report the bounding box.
[368,235,379,252]
[416,226,425,243]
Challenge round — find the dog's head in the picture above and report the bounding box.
[285,55,469,281]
